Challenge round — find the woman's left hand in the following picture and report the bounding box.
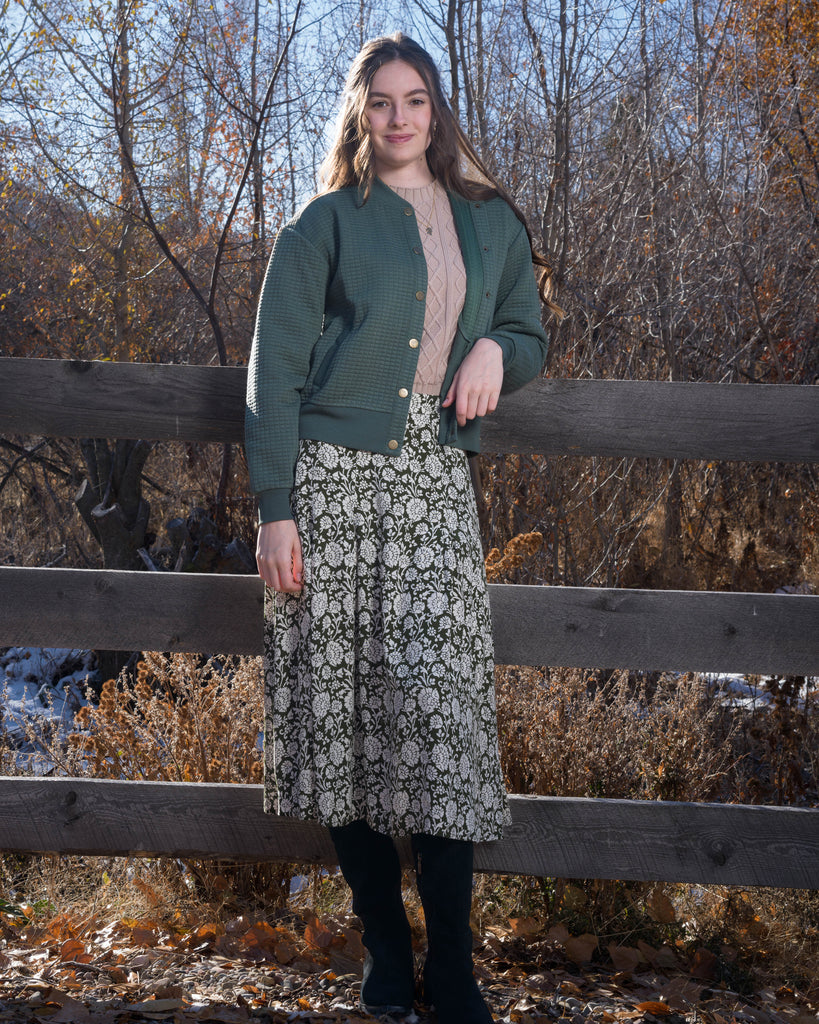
[441,336,504,427]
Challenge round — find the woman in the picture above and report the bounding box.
[245,32,561,1023]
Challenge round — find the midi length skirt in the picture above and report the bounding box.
[262,393,510,841]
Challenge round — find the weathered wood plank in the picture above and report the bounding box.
[490,584,819,675]
[485,378,819,462]
[0,566,265,656]
[0,777,817,888]
[1,567,817,675]
[1,358,817,461]
[0,359,247,444]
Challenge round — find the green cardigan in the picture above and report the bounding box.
[245,178,549,523]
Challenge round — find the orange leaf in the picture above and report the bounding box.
[244,921,277,947]
[58,938,85,962]
[636,1001,673,1016]
[193,922,224,942]
[509,916,541,938]
[304,917,342,950]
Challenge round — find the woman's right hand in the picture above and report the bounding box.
[256,519,304,593]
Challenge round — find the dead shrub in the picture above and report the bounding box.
[69,652,262,785]
[61,652,298,913]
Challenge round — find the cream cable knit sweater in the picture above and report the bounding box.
[392,180,467,395]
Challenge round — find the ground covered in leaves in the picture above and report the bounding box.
[0,905,816,1024]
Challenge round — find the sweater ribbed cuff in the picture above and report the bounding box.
[256,488,293,524]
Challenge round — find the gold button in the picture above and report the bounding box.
[404,207,413,216]
[388,439,398,450]
[413,246,421,254]
[415,290,424,300]
[398,387,409,398]
[409,338,419,348]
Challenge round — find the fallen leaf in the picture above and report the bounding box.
[31,986,93,1023]
[274,940,297,964]
[608,944,644,973]
[304,917,341,950]
[637,940,679,971]
[193,922,225,943]
[647,886,677,924]
[129,998,186,1012]
[129,926,158,947]
[523,971,557,993]
[690,947,719,981]
[509,917,541,939]
[57,939,85,962]
[635,1001,673,1016]
[657,977,704,1010]
[547,923,571,945]
[565,932,598,964]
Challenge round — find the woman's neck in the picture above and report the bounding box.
[375,161,435,189]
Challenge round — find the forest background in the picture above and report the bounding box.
[1,0,819,1001]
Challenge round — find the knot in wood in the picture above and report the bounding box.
[709,840,728,866]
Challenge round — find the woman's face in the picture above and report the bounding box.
[365,59,434,183]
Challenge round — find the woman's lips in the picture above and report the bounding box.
[385,134,413,143]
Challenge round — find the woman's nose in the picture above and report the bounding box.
[390,105,407,125]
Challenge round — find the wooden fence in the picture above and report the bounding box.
[1,357,818,888]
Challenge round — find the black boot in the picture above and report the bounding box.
[328,820,415,1015]
[411,833,494,1023]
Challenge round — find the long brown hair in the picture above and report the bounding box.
[320,32,563,318]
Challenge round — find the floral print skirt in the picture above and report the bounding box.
[262,393,510,841]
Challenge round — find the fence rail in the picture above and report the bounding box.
[1,357,817,460]
[1,357,818,888]
[1,566,817,675]
[1,778,819,889]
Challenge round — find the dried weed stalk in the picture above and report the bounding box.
[69,653,262,785]
[495,667,738,803]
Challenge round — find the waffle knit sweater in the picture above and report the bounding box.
[245,177,549,523]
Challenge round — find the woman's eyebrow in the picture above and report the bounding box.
[369,88,430,99]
